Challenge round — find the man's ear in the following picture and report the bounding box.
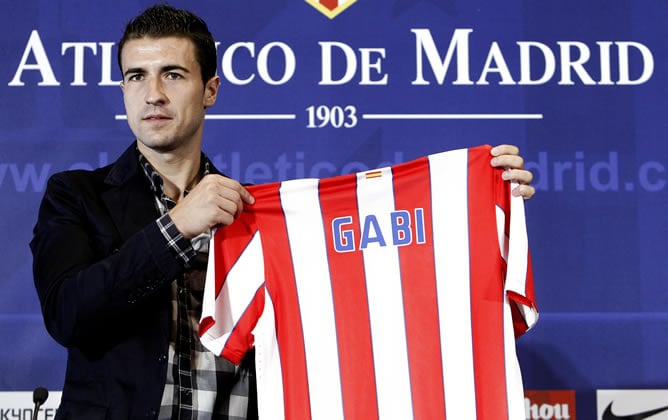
[203,75,220,108]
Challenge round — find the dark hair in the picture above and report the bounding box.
[117,4,217,84]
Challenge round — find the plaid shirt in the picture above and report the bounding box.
[138,151,257,420]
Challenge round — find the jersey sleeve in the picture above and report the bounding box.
[199,213,266,365]
[497,177,539,337]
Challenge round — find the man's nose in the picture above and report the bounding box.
[144,77,167,105]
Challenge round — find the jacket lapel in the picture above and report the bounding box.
[101,144,159,241]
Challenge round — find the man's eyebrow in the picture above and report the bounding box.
[162,65,191,74]
[123,67,145,77]
[123,65,191,78]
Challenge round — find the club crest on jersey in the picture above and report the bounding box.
[305,0,357,19]
[332,208,426,252]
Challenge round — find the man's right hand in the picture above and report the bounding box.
[168,174,255,239]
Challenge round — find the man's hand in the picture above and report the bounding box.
[490,144,535,200]
[168,174,255,238]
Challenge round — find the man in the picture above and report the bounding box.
[30,4,535,420]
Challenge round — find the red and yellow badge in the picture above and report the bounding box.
[306,0,357,19]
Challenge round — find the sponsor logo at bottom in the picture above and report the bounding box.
[0,391,61,420]
[525,390,576,419]
[597,390,668,420]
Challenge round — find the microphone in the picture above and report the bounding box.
[32,387,48,420]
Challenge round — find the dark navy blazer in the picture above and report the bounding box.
[32,144,198,419]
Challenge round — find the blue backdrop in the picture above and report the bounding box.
[1,1,666,418]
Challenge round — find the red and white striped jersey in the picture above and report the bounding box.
[199,145,538,420]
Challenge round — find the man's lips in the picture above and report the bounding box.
[142,114,171,121]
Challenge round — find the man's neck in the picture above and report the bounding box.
[137,142,202,202]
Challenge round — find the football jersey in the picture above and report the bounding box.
[199,145,538,420]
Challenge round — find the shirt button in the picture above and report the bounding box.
[157,354,167,364]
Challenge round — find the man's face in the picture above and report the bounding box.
[120,36,219,155]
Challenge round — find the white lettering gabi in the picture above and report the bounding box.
[332,208,426,253]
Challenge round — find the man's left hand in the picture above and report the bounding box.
[490,144,535,200]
